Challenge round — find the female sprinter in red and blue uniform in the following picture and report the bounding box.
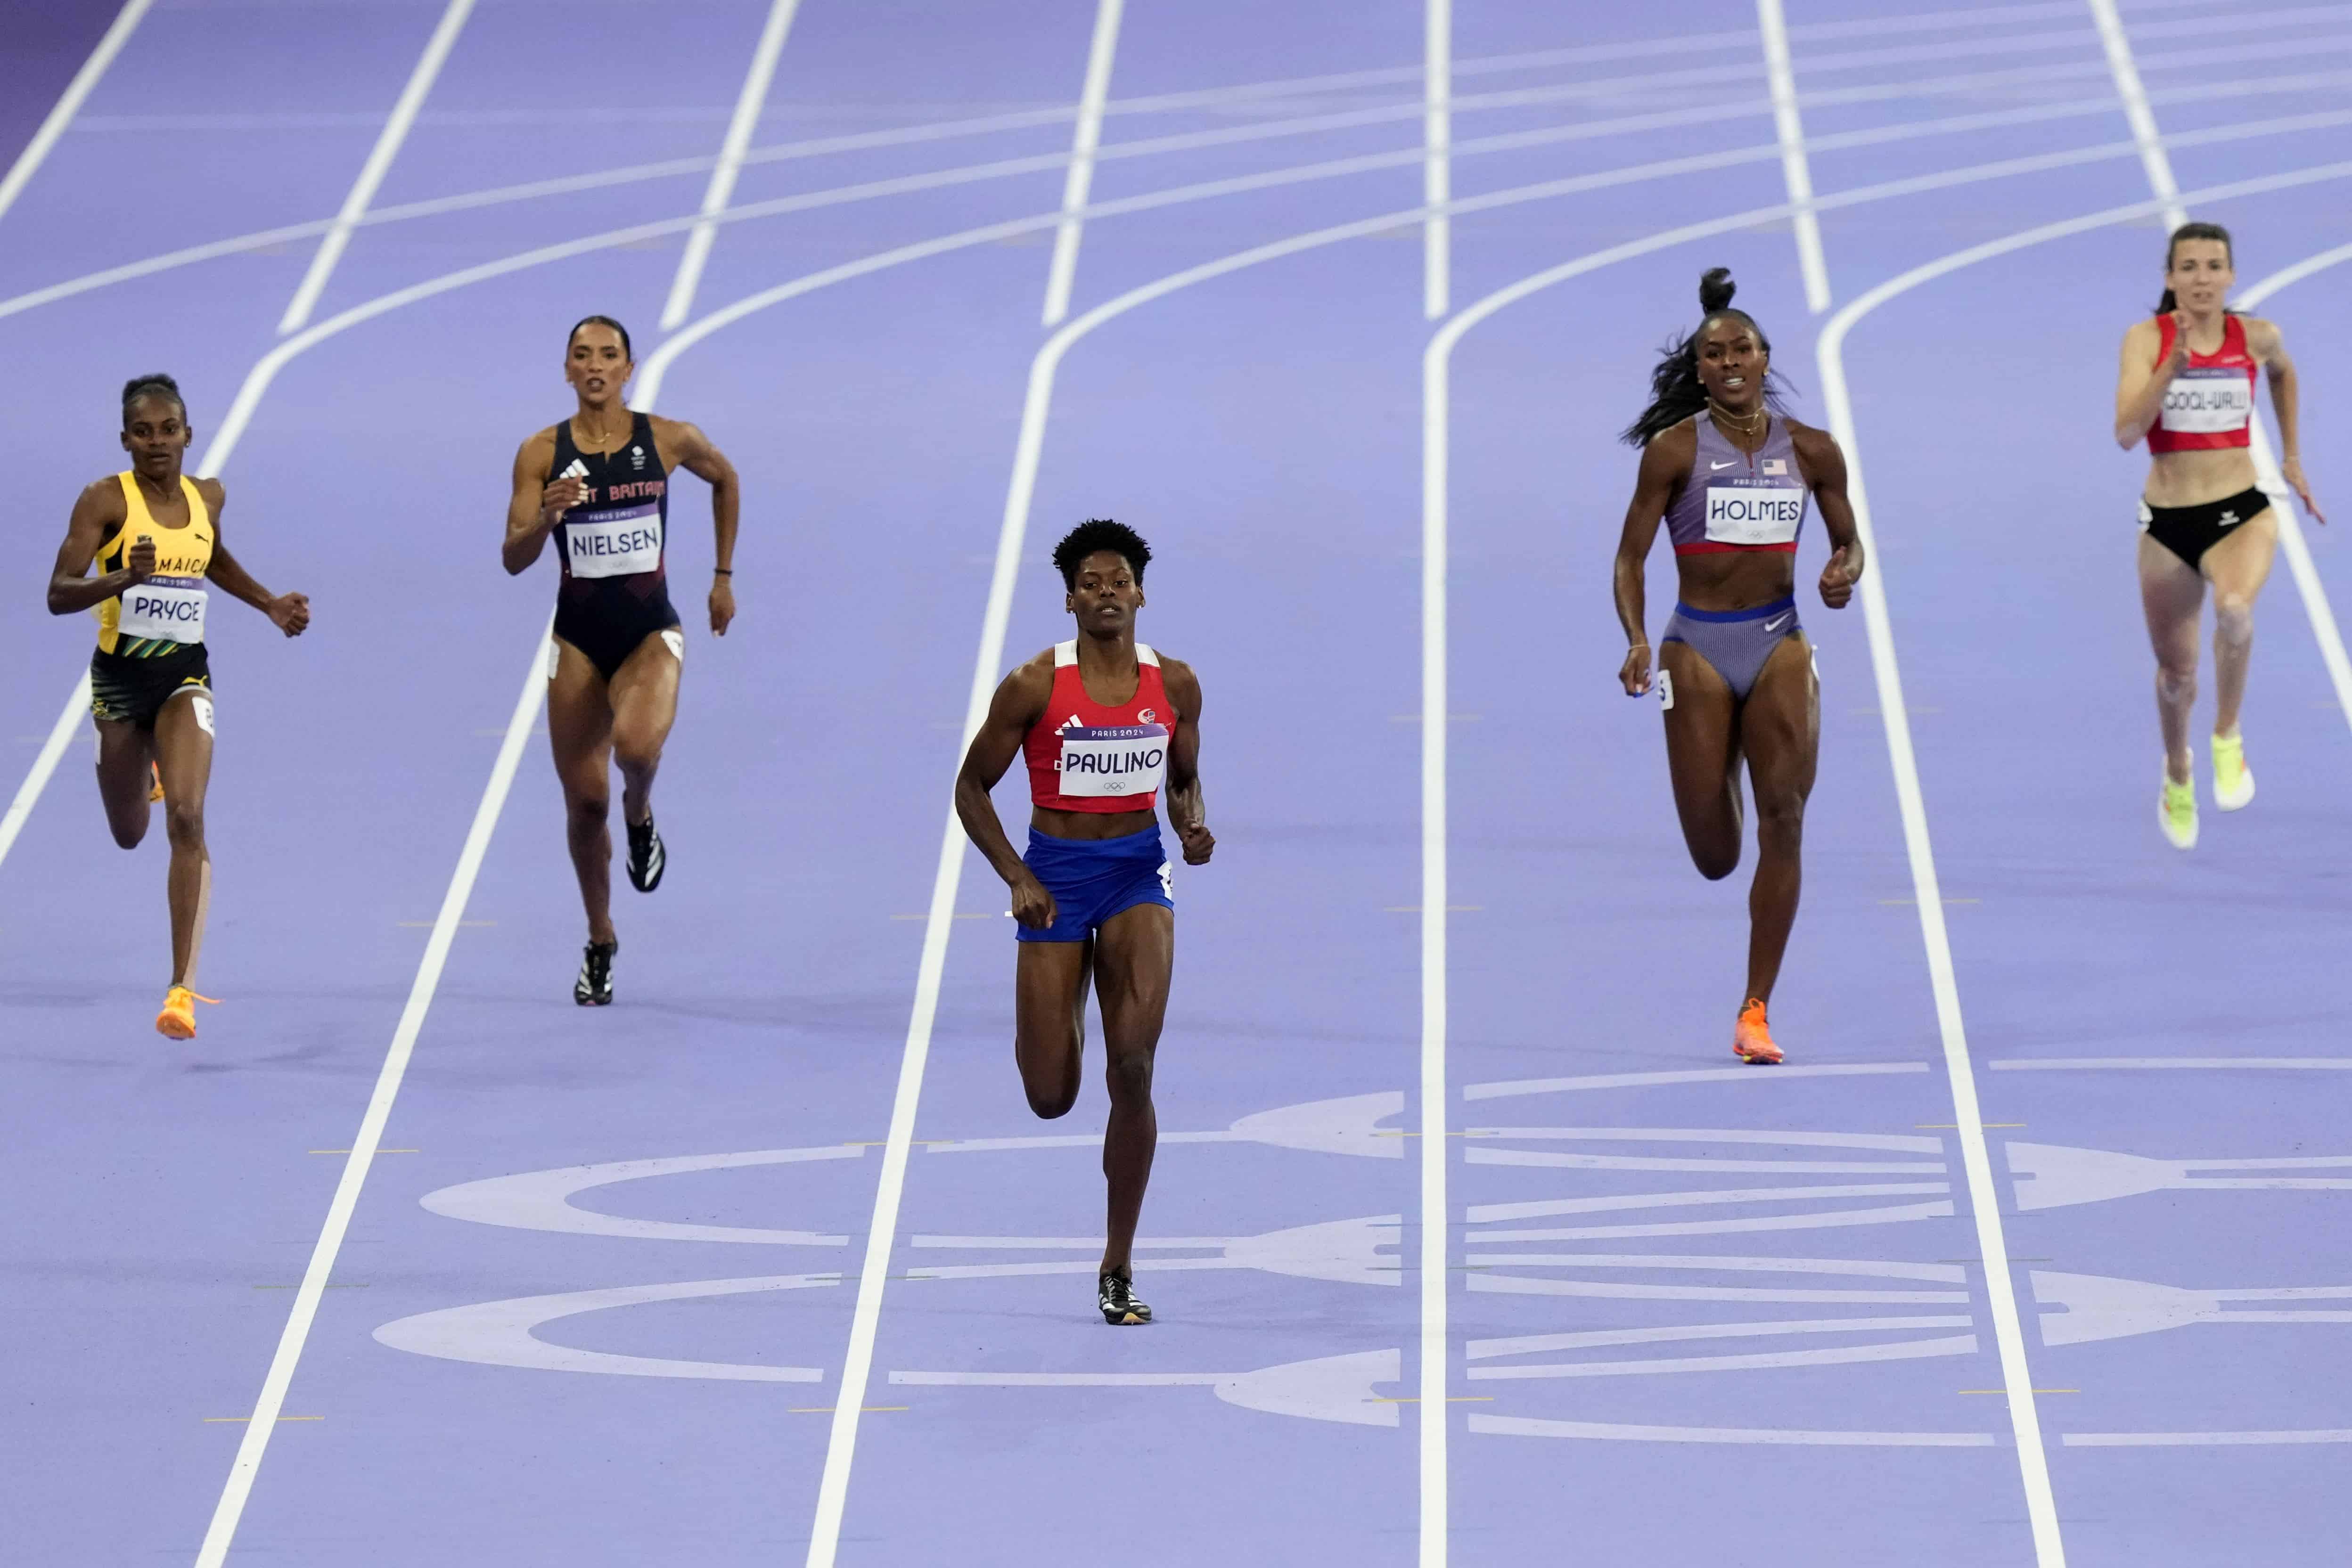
[956,520,1213,1325]
[1611,270,1864,1066]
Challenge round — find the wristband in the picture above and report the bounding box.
[712,568,733,576]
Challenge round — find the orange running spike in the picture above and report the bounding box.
[155,986,220,1040]
[1733,997,1783,1065]
[148,762,165,803]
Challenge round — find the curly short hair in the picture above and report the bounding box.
[1052,518,1151,589]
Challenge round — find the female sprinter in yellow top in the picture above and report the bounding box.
[45,374,311,1037]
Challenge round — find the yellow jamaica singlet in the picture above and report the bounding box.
[95,472,214,657]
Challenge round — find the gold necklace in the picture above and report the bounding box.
[1707,399,1765,439]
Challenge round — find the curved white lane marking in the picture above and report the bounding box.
[419,1144,859,1245]
[374,1274,834,1382]
[11,37,2347,335]
[0,0,155,229]
[278,0,475,334]
[1470,1313,1973,1357]
[661,0,804,330]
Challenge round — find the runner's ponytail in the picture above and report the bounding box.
[1621,268,1791,447]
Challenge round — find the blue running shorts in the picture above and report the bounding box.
[1016,824,1174,943]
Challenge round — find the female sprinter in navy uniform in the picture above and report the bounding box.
[505,316,740,1006]
[1611,270,1863,1065]
[45,374,311,1037]
[956,520,1213,1325]
[2114,221,2323,849]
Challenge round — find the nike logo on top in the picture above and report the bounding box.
[1710,459,1738,470]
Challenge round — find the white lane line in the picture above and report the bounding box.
[2089,0,2352,741]
[2240,242,2352,735]
[0,671,92,868]
[660,0,804,330]
[1425,0,1452,320]
[1041,0,1124,327]
[2084,0,2182,208]
[1417,215,1452,1568]
[1808,157,2352,1568]
[193,615,551,1568]
[277,0,476,334]
[1758,0,1831,311]
[0,0,154,229]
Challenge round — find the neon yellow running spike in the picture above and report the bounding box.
[2159,776,2199,850]
[2212,732,2255,811]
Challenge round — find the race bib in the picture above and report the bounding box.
[1056,723,1170,799]
[117,574,207,644]
[1704,483,1807,546]
[2159,370,2253,434]
[564,504,662,579]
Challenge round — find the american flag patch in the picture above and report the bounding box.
[1762,458,1787,475]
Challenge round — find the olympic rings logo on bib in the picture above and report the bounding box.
[1056,723,1170,799]
[117,574,208,644]
[1703,484,1806,547]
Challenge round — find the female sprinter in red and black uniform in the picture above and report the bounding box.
[1611,270,1863,1065]
[956,520,1213,1325]
[504,316,740,1004]
[45,374,311,1038]
[2114,221,2323,849]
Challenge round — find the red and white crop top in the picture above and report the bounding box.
[1023,641,1171,812]
[2147,313,2256,453]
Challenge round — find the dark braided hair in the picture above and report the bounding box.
[1620,268,1793,447]
[1052,518,1151,589]
[567,313,633,358]
[121,373,185,428]
[2155,221,2234,315]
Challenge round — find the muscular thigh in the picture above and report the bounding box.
[1657,640,1740,834]
[1738,636,1818,801]
[2202,506,2278,602]
[1090,902,1173,1046]
[608,630,681,753]
[1016,938,1093,1051]
[93,717,154,816]
[152,688,216,809]
[546,637,613,788]
[2137,534,2204,645]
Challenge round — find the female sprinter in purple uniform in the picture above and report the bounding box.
[1611,270,1863,1065]
[955,520,1213,1324]
[504,316,741,1004]
[2113,221,2323,849]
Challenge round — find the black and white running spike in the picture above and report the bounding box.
[1098,1269,1151,1326]
[626,817,665,893]
[574,939,617,1006]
